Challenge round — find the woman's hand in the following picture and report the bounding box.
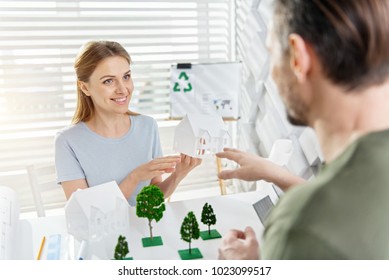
[130,155,181,183]
[173,154,202,180]
[154,154,202,198]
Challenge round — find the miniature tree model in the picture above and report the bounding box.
[136,184,166,247]
[201,203,216,234]
[178,211,203,260]
[114,235,132,260]
[181,212,200,253]
[200,202,221,240]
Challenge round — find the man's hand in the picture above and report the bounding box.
[216,148,305,190]
[216,148,275,181]
[218,226,260,260]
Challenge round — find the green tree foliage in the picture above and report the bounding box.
[136,184,166,240]
[201,203,217,235]
[180,211,200,253]
[114,235,129,260]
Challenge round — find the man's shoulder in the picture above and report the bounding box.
[272,128,389,220]
[261,181,317,257]
[266,180,321,228]
[262,178,345,259]
[262,130,389,259]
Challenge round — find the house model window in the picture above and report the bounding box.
[174,114,230,158]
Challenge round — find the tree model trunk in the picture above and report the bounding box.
[148,219,153,240]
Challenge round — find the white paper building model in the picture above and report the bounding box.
[174,114,230,158]
[64,181,130,259]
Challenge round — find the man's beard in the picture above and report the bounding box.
[287,113,308,126]
[274,62,310,127]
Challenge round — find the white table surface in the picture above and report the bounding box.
[17,187,278,260]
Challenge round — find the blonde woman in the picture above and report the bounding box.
[55,41,201,205]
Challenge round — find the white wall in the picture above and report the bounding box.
[234,0,323,192]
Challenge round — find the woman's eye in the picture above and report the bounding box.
[103,79,113,85]
[123,74,131,80]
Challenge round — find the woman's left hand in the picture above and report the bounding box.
[154,154,202,198]
[173,154,202,179]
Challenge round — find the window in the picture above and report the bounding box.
[0,0,234,212]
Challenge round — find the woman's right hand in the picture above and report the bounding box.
[129,155,181,183]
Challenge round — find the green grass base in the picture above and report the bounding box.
[200,229,222,240]
[142,236,163,247]
[178,248,203,260]
[112,257,133,260]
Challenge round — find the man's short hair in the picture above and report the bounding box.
[274,0,389,91]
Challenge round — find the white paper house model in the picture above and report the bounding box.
[174,114,230,158]
[64,181,130,259]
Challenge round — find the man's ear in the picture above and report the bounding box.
[288,33,311,82]
[78,81,91,96]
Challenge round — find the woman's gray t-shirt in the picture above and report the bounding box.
[54,115,162,205]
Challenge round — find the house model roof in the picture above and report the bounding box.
[185,114,228,137]
[174,113,231,158]
[65,181,130,243]
[65,181,128,217]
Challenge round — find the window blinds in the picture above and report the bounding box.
[0,0,233,212]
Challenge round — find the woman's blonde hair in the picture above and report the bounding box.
[72,41,138,124]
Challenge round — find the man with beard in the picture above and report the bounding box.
[217,0,389,259]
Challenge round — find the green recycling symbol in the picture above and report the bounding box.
[173,71,193,93]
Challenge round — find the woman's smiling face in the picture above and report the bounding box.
[79,55,134,116]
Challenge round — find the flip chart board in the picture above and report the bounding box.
[170,62,241,119]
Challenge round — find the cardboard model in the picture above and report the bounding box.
[268,139,294,166]
[64,181,130,259]
[0,186,19,260]
[173,114,230,158]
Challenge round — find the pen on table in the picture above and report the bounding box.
[77,240,87,260]
[36,236,46,260]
